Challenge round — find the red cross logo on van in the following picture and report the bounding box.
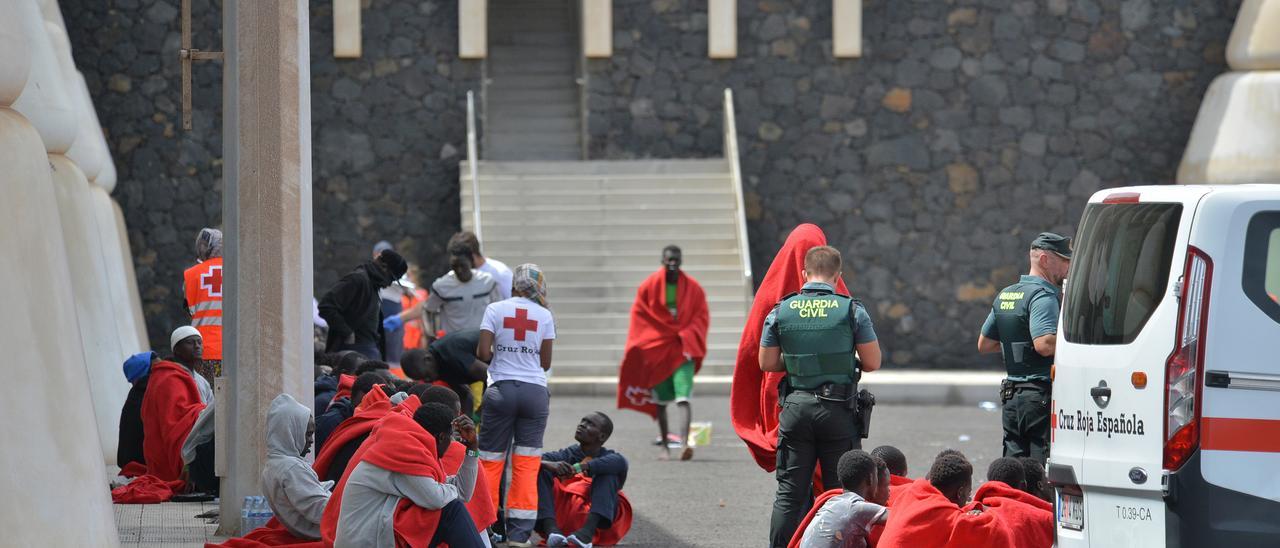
[503,308,538,341]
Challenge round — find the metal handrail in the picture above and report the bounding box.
[723,88,753,296]
[466,90,482,243]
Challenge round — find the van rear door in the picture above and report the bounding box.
[1182,188,1280,540]
[1055,187,1208,547]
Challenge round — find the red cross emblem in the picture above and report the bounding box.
[503,308,539,341]
[201,265,223,297]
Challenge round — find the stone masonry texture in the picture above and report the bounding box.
[65,0,1238,367]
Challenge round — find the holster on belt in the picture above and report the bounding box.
[1000,379,1015,403]
[854,389,875,439]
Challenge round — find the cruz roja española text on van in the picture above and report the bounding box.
[1056,409,1146,438]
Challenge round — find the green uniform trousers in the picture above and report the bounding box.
[1003,384,1050,462]
[769,391,860,548]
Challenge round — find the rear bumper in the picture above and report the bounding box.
[1165,450,1280,547]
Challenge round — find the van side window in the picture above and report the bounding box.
[1243,211,1280,324]
[1062,203,1182,344]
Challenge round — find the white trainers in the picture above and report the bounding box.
[566,534,593,548]
[545,532,568,547]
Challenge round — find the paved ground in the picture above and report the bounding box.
[542,395,1002,547]
[115,395,1002,547]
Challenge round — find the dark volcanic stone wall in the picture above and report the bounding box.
[586,0,1239,367]
[62,0,479,350]
[67,0,1239,366]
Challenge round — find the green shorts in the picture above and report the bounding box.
[653,361,695,404]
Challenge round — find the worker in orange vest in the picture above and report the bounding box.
[183,228,223,384]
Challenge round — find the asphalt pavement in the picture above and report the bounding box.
[541,395,1003,547]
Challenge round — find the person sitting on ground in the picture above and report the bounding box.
[1018,457,1051,502]
[316,370,393,451]
[399,329,489,416]
[986,457,1026,491]
[118,351,157,472]
[315,374,396,482]
[111,328,216,502]
[419,386,497,536]
[536,412,632,548]
[261,393,331,540]
[331,403,485,547]
[317,350,369,412]
[319,249,409,359]
[792,450,889,548]
[871,445,912,506]
[878,452,1015,548]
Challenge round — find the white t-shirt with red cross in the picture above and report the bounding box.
[480,297,556,386]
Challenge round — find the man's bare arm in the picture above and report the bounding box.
[759,346,784,372]
[977,335,1001,354]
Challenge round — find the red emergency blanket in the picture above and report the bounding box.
[551,475,633,546]
[886,474,913,507]
[730,224,850,470]
[964,481,1054,548]
[312,387,392,480]
[616,268,709,417]
[112,360,207,503]
[877,478,1015,548]
[204,517,325,548]
[320,413,447,547]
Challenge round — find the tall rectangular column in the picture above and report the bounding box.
[218,0,314,534]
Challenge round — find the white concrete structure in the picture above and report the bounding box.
[0,0,119,543]
[1178,0,1280,184]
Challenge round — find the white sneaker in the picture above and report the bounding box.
[546,532,568,547]
[566,534,593,548]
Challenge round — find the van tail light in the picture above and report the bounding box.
[1163,246,1212,471]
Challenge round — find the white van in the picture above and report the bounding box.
[1050,185,1280,547]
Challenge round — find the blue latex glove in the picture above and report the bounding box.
[382,315,404,332]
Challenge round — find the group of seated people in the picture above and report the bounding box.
[791,445,1054,548]
[113,336,631,548]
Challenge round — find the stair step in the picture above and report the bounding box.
[466,159,728,175]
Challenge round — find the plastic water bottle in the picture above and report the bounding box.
[240,496,253,536]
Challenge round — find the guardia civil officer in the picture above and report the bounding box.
[977,232,1072,464]
[759,245,881,548]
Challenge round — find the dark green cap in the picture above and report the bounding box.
[1031,232,1072,259]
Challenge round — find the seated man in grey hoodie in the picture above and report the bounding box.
[333,402,485,548]
[262,393,332,540]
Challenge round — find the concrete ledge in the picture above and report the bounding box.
[548,370,1004,405]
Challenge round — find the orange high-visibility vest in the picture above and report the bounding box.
[183,257,223,360]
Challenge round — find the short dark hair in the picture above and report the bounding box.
[333,351,367,375]
[927,454,973,495]
[1018,457,1047,497]
[804,245,842,278]
[662,245,681,256]
[413,403,456,438]
[391,379,415,394]
[400,349,431,381]
[355,360,391,376]
[590,412,614,440]
[837,450,878,491]
[422,385,461,413]
[987,457,1026,490]
[407,382,431,399]
[871,445,908,477]
[353,371,390,397]
[936,448,967,460]
[450,231,482,258]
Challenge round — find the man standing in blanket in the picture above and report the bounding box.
[616,245,709,461]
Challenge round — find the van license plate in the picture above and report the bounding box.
[1058,491,1084,531]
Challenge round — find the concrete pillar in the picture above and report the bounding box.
[582,0,612,58]
[833,0,863,58]
[0,1,118,543]
[708,0,736,59]
[218,0,315,534]
[334,0,361,58]
[459,0,486,59]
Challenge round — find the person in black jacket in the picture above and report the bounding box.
[118,351,159,469]
[318,250,408,360]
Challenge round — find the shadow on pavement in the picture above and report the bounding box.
[624,513,700,547]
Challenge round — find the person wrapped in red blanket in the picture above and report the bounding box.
[869,445,914,507]
[535,412,633,547]
[112,327,214,503]
[963,458,1053,548]
[417,384,497,534]
[788,450,889,548]
[313,375,396,483]
[730,224,851,471]
[616,245,709,461]
[325,403,486,547]
[879,451,1041,548]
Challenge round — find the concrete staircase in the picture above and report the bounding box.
[484,0,581,160]
[460,159,753,385]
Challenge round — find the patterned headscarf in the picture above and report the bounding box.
[512,263,548,307]
[195,228,223,261]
